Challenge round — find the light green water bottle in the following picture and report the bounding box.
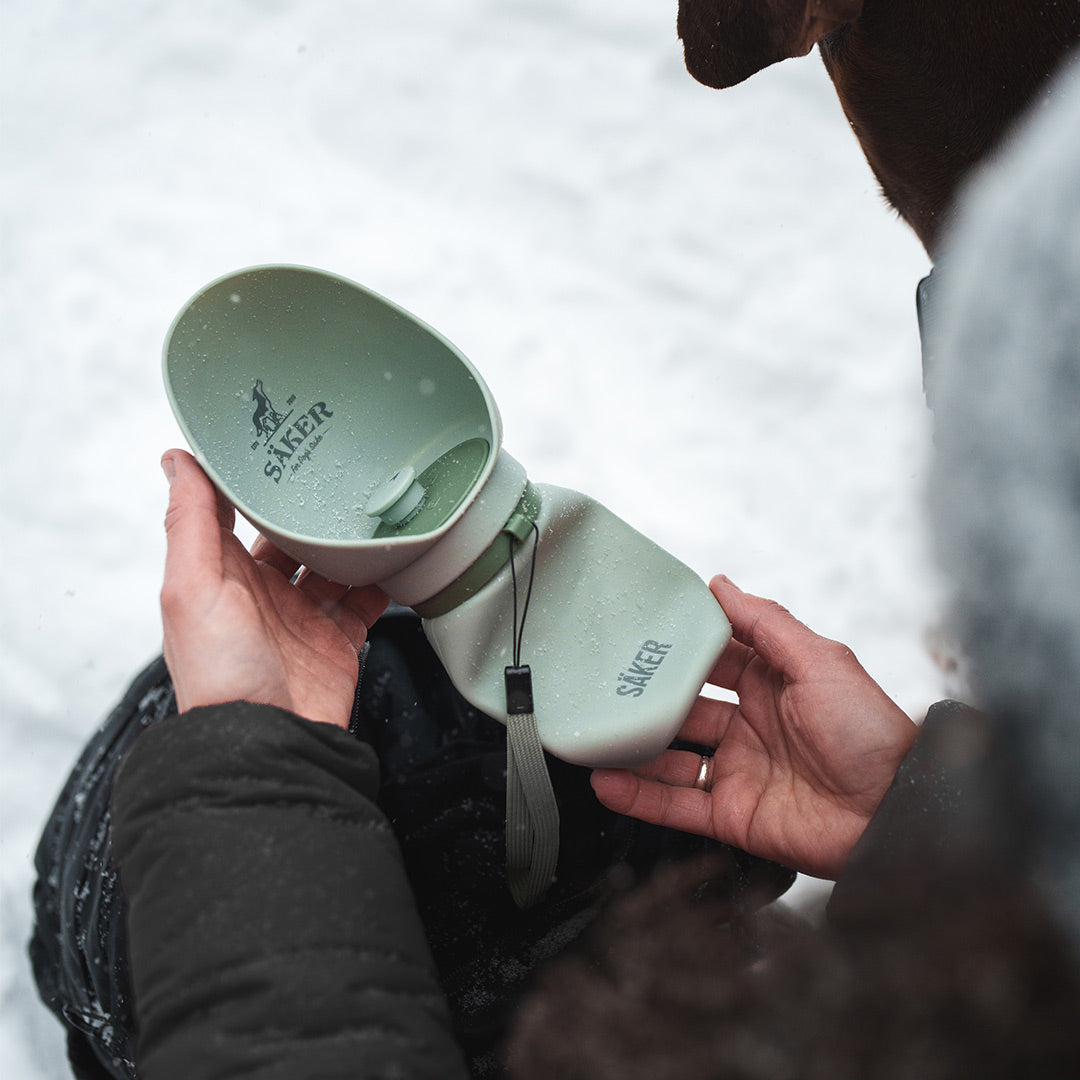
[163,265,731,906]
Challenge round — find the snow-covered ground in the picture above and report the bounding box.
[2,2,943,1073]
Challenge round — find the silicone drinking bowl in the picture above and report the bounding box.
[164,265,527,602]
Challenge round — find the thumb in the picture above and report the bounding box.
[161,450,227,597]
[710,575,825,680]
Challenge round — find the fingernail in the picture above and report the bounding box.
[161,454,176,483]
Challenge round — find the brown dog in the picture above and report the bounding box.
[677,1,1080,256]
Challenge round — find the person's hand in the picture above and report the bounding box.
[159,449,390,728]
[591,576,918,878]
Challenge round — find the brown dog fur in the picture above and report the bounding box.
[677,1,1080,255]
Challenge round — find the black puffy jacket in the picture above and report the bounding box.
[31,610,792,1079]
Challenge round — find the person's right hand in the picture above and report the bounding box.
[591,576,918,878]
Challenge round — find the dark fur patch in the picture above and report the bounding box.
[677,0,817,88]
[678,1,1080,254]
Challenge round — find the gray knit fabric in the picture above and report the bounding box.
[929,50,1080,948]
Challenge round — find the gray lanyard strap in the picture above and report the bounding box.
[505,692,560,908]
[502,517,559,908]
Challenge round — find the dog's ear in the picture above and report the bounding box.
[678,1,863,89]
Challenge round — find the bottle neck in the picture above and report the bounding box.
[412,482,541,619]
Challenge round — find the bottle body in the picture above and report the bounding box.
[421,483,731,768]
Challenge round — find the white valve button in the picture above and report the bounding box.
[365,466,427,526]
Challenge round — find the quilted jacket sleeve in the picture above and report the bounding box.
[827,699,1026,925]
[109,702,468,1080]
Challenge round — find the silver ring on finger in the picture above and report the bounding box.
[694,754,713,791]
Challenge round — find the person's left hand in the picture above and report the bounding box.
[160,448,389,728]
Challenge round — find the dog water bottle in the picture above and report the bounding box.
[163,265,731,905]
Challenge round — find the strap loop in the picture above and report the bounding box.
[412,484,541,619]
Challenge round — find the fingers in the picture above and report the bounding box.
[619,746,716,789]
[250,534,301,580]
[591,765,715,838]
[293,567,349,608]
[294,569,390,652]
[327,587,391,653]
[708,637,757,693]
[161,447,389,660]
[676,694,739,748]
[339,584,391,632]
[710,575,826,685]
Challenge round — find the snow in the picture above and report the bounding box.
[1,1,943,1072]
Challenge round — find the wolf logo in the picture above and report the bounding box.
[252,380,287,440]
